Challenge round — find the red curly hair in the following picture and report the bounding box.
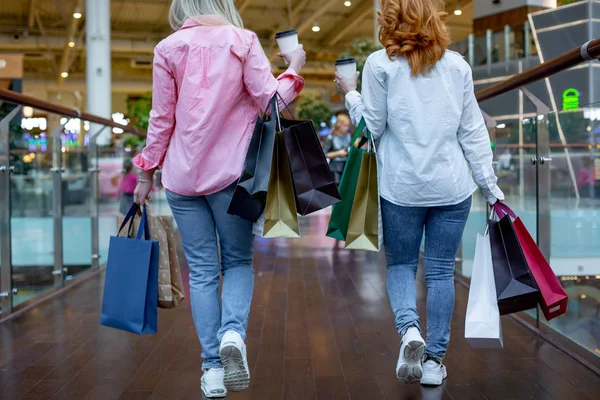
[378,0,451,77]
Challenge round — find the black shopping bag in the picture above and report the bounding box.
[101,204,159,334]
[281,116,341,216]
[489,215,540,315]
[228,96,278,222]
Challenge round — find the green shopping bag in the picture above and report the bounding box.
[326,118,370,241]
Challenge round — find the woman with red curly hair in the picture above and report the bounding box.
[336,0,504,386]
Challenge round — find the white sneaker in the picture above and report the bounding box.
[201,368,227,398]
[421,358,447,386]
[396,326,426,383]
[220,331,250,392]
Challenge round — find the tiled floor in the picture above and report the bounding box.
[1,215,599,399]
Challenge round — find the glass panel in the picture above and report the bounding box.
[540,102,600,357]
[0,102,21,315]
[62,144,93,281]
[10,111,60,306]
[457,117,539,278]
[98,147,122,266]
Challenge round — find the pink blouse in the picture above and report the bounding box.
[120,173,138,195]
[133,17,304,196]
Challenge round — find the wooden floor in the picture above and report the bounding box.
[1,215,599,400]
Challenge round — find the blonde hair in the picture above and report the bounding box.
[169,0,244,30]
[378,0,451,77]
[333,114,351,133]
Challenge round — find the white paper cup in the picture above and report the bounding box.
[275,30,299,53]
[336,58,357,78]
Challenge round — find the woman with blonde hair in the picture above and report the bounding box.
[132,0,306,396]
[324,113,352,184]
[336,0,504,386]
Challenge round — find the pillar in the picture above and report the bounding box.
[85,0,111,146]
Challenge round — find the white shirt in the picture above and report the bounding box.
[345,49,504,207]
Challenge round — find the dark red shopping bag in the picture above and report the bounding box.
[494,203,568,321]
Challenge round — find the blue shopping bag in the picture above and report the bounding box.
[100,204,159,334]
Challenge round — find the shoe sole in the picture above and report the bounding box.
[397,341,426,383]
[220,344,250,392]
[420,369,447,386]
[201,385,227,399]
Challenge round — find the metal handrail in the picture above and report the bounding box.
[0,88,144,135]
[475,38,600,102]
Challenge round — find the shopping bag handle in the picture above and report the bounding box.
[275,92,296,120]
[260,95,284,132]
[353,118,375,151]
[136,204,151,240]
[118,204,140,237]
[261,93,294,122]
[492,202,518,219]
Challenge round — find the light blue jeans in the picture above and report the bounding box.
[381,196,472,359]
[166,184,254,370]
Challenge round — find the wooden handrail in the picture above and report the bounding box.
[0,88,144,136]
[475,38,600,102]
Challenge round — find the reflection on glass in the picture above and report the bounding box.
[459,102,600,357]
[62,148,93,281]
[9,116,59,306]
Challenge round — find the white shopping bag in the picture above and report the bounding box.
[465,233,504,348]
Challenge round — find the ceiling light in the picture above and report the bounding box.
[73,7,82,19]
[344,1,352,6]
[312,22,320,32]
[68,37,75,48]
[61,71,69,78]
[454,6,462,16]
[23,106,33,118]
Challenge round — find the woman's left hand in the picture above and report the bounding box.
[335,71,360,95]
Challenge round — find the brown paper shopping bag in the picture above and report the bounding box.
[118,208,185,309]
[345,151,382,252]
[262,130,300,238]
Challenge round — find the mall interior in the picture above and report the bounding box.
[0,0,599,398]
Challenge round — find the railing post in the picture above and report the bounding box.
[524,21,531,58]
[486,29,493,75]
[50,124,66,286]
[0,105,21,315]
[468,33,474,66]
[89,127,107,269]
[504,25,511,68]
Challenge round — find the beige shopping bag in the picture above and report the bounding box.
[261,130,300,238]
[118,207,185,309]
[345,151,383,252]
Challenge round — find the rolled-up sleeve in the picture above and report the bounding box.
[133,44,176,171]
[457,68,505,204]
[243,33,304,111]
[344,56,387,139]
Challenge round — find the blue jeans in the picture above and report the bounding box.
[166,184,254,370]
[381,196,472,359]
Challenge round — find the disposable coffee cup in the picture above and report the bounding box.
[335,58,357,78]
[275,29,299,53]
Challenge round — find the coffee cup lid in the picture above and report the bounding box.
[275,29,298,39]
[336,58,357,66]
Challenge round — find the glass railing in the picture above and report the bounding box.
[448,23,536,67]
[456,101,600,357]
[0,101,160,315]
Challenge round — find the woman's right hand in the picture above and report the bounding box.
[134,180,153,205]
[279,45,306,74]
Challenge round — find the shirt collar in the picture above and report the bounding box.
[181,15,227,30]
